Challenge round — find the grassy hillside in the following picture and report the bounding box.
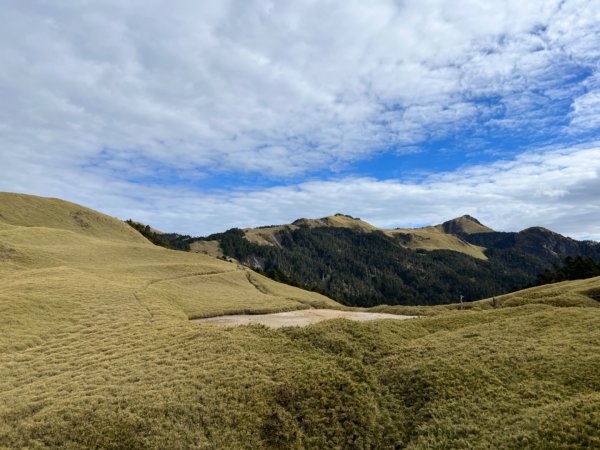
[0,193,339,350]
[0,192,145,242]
[388,226,487,260]
[371,274,600,316]
[1,193,599,448]
[435,214,494,235]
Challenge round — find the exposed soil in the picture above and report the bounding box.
[194,309,417,328]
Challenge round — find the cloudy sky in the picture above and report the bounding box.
[1,0,600,238]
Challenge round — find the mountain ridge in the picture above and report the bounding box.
[235,213,491,260]
[186,213,600,307]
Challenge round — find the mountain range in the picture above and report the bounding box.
[180,214,600,307]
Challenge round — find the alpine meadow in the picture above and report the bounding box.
[1,193,599,448]
[2,1,600,449]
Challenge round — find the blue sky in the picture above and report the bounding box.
[1,0,600,239]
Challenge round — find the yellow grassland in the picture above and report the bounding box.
[0,193,598,448]
[243,216,377,246]
[371,275,600,317]
[0,193,340,351]
[387,226,488,260]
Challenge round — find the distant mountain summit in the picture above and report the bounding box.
[466,225,595,260]
[291,214,377,232]
[437,215,494,236]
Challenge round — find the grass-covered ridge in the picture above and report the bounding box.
[239,213,488,259]
[1,193,599,448]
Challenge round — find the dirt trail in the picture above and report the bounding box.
[194,309,416,328]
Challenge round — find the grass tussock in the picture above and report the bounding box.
[0,193,599,448]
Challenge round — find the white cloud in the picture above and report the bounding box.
[1,1,600,240]
[5,142,599,240]
[1,0,599,177]
[570,79,600,131]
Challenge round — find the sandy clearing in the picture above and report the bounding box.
[194,309,417,328]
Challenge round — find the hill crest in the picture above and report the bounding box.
[0,192,146,243]
[291,214,377,232]
[436,214,494,235]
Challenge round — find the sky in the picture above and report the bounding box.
[1,0,600,239]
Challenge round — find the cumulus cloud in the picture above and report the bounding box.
[1,0,600,176]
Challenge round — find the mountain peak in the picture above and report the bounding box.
[292,214,377,231]
[458,214,484,224]
[437,215,494,236]
[520,226,555,235]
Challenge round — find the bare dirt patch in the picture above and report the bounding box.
[194,309,417,328]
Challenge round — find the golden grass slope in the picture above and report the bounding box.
[189,239,224,257]
[292,215,378,232]
[488,275,600,308]
[0,193,340,352]
[435,214,494,235]
[391,215,492,259]
[387,226,488,260]
[1,273,599,447]
[0,192,146,243]
[1,193,599,448]
[372,275,600,316]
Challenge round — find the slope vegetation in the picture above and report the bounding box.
[372,274,600,316]
[1,193,599,448]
